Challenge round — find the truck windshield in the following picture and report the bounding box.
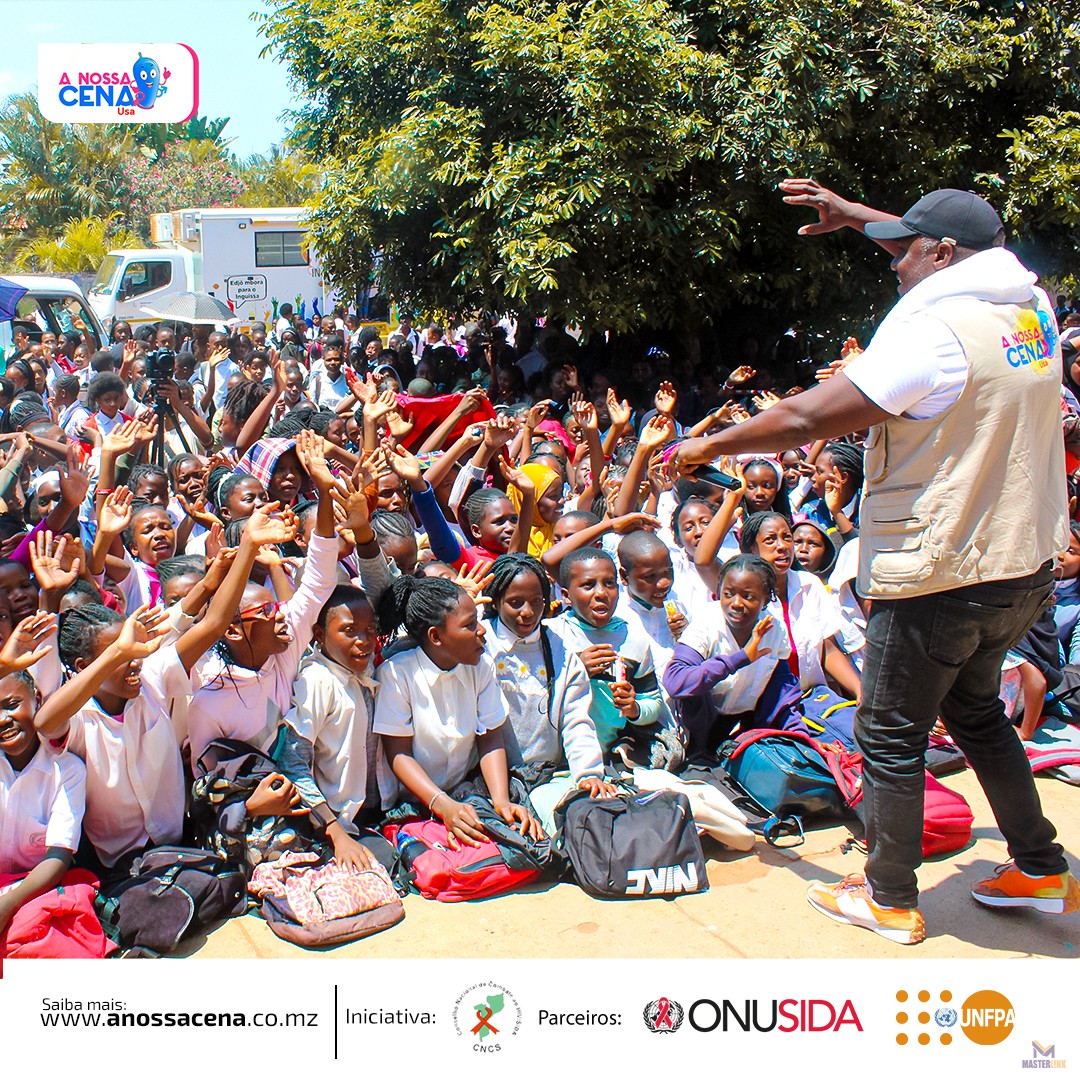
[90,254,123,296]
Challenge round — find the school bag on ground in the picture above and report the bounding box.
[799,686,858,748]
[925,731,968,777]
[921,773,974,857]
[719,729,862,825]
[96,846,248,954]
[1023,717,1080,785]
[384,819,542,902]
[0,869,116,960]
[248,851,405,946]
[191,737,330,870]
[679,758,806,846]
[553,787,707,899]
[631,767,756,851]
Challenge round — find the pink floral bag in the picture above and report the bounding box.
[249,852,405,946]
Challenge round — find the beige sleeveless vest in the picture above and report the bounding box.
[859,294,1068,599]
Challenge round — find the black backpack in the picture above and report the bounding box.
[553,788,707,899]
[96,846,248,954]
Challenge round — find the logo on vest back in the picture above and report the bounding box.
[1002,309,1057,374]
[626,864,699,895]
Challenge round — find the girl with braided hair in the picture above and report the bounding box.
[33,501,288,872]
[806,440,864,542]
[482,554,615,832]
[372,573,543,850]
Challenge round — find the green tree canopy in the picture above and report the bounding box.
[260,0,1080,337]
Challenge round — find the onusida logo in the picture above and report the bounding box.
[643,998,684,1033]
[626,864,699,896]
[686,998,863,1034]
[38,44,199,124]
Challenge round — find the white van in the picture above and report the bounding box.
[88,207,336,335]
[0,274,107,371]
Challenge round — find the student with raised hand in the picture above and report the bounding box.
[739,510,862,699]
[186,429,342,765]
[664,554,807,755]
[372,574,543,850]
[33,503,289,872]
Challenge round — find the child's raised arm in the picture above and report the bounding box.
[35,605,169,741]
[499,460,535,555]
[693,469,746,594]
[173,503,298,673]
[613,414,674,519]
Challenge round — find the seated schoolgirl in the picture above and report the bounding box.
[280,585,398,871]
[664,555,808,755]
[792,519,839,580]
[804,441,862,541]
[187,431,341,765]
[507,462,565,558]
[482,554,616,831]
[740,511,862,699]
[549,548,672,761]
[33,507,283,873]
[372,574,543,849]
[668,494,724,610]
[0,624,103,957]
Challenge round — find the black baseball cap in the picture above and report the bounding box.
[864,189,1004,249]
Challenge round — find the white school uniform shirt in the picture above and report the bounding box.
[186,532,340,765]
[372,647,507,792]
[669,545,716,612]
[678,600,790,714]
[0,744,86,875]
[59,644,191,867]
[827,536,867,669]
[311,371,350,411]
[58,400,92,439]
[615,592,679,683]
[284,651,398,825]
[483,618,603,783]
[768,569,854,691]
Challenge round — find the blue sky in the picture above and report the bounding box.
[0,0,300,157]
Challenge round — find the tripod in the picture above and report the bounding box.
[149,385,191,469]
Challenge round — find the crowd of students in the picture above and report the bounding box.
[0,308,1074,954]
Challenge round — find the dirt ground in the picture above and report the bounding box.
[187,766,1080,961]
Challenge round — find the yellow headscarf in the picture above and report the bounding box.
[507,462,562,558]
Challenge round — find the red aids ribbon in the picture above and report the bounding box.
[656,998,673,1028]
[472,1007,499,1036]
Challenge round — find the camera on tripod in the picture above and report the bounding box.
[145,348,175,390]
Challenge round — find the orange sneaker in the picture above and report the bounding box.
[806,873,926,945]
[972,863,1080,914]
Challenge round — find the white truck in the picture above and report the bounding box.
[88,207,337,336]
[0,274,108,368]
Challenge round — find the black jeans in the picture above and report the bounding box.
[855,563,1067,908]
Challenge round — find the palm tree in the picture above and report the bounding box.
[0,93,134,236]
[240,144,321,205]
[11,214,142,274]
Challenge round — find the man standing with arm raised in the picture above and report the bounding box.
[674,179,1077,944]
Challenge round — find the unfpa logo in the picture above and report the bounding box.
[895,988,1015,1047]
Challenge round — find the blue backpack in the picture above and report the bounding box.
[719,729,860,824]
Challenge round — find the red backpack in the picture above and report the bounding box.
[386,820,541,902]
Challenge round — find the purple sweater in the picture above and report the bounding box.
[664,643,807,754]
